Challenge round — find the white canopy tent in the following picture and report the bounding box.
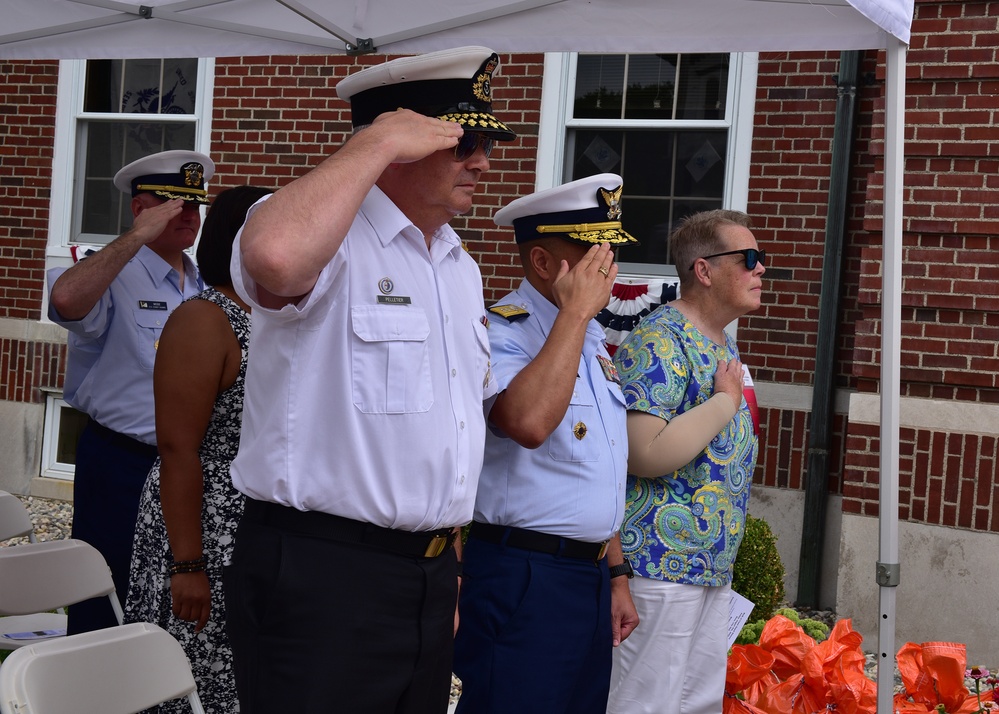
[4,0,911,58]
[1,1,912,711]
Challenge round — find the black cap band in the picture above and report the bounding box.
[350,79,492,127]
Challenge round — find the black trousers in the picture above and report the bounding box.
[224,502,458,714]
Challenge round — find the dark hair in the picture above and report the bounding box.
[196,185,273,287]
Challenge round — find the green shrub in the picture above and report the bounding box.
[774,607,830,642]
[734,607,831,646]
[731,514,785,623]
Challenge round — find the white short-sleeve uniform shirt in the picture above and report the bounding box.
[230,189,495,532]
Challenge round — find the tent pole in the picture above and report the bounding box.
[876,35,906,714]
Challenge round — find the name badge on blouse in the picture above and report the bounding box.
[597,355,620,384]
[138,300,168,310]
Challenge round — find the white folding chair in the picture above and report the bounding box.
[0,492,35,543]
[0,539,124,651]
[0,621,206,714]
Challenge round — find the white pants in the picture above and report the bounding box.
[608,579,731,714]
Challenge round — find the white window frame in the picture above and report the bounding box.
[535,51,759,280]
[40,393,85,481]
[41,59,215,479]
[44,58,216,274]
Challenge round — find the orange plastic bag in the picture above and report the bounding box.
[895,641,980,714]
[755,673,826,714]
[726,644,779,710]
[757,615,817,681]
[800,619,876,714]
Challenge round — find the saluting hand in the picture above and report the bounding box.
[129,198,187,244]
[552,242,618,318]
[365,109,464,165]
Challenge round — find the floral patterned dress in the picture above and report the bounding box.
[125,288,249,713]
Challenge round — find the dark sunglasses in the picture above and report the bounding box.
[454,132,495,162]
[689,248,766,271]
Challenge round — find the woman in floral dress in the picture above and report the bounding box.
[125,185,271,713]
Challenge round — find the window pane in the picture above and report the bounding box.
[619,131,674,196]
[615,197,672,267]
[123,59,198,114]
[676,54,728,120]
[84,59,198,114]
[674,131,728,198]
[83,59,116,113]
[79,120,196,237]
[570,129,623,176]
[574,54,626,119]
[76,58,200,244]
[55,404,88,466]
[568,128,728,268]
[624,54,677,120]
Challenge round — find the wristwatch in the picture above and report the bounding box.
[609,561,634,579]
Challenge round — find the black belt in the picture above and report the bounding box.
[468,521,609,561]
[244,499,457,559]
[85,418,158,459]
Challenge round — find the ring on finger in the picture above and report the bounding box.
[598,266,609,277]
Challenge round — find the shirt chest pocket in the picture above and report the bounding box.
[351,305,433,414]
[549,381,600,463]
[132,307,167,370]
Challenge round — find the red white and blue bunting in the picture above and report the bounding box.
[596,278,679,357]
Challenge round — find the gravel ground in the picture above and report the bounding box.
[1,494,74,545]
[9,496,994,702]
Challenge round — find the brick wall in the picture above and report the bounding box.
[0,338,65,403]
[0,60,61,405]
[741,50,878,391]
[0,60,58,324]
[844,0,999,522]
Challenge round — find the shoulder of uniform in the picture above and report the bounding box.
[488,303,531,321]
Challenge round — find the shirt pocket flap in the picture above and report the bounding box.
[607,380,627,406]
[132,308,166,329]
[351,305,430,343]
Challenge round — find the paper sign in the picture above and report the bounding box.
[728,590,755,648]
[3,628,65,641]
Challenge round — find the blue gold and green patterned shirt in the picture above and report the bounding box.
[613,304,758,587]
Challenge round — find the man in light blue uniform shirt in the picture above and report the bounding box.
[47,149,212,633]
[454,174,640,713]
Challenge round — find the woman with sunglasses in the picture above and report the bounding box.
[607,209,765,714]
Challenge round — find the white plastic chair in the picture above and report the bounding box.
[0,539,124,651]
[0,621,206,714]
[0,492,36,543]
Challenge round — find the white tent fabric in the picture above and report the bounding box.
[0,1,912,712]
[3,0,910,59]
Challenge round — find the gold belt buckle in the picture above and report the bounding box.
[424,534,449,558]
[596,540,610,561]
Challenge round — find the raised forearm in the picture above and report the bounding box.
[489,306,592,448]
[48,230,146,320]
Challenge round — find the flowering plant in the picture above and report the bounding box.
[965,667,999,714]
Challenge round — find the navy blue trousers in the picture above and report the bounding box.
[68,419,157,634]
[453,535,612,714]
